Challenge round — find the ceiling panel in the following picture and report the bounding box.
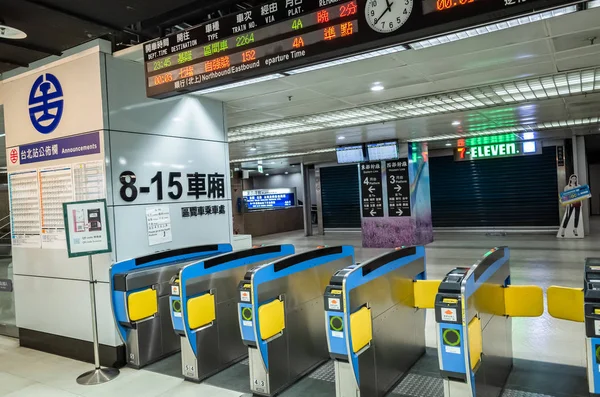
[39,0,200,28]
[227,88,330,112]
[281,52,408,87]
[260,98,353,119]
[397,23,550,64]
[414,41,553,78]
[305,65,430,99]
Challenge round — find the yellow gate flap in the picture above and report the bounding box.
[547,286,584,323]
[127,288,158,322]
[505,285,544,317]
[468,316,482,371]
[350,306,372,353]
[187,293,216,330]
[259,299,285,340]
[414,280,442,309]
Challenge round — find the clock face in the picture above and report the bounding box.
[365,0,414,33]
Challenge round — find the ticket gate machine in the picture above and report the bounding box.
[170,245,295,382]
[238,245,355,396]
[110,244,231,368]
[325,246,429,397]
[548,258,600,396]
[435,247,544,397]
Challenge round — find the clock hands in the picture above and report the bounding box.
[375,1,394,24]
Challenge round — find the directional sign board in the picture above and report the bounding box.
[360,162,383,218]
[386,159,411,217]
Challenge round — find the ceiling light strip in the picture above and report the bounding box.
[409,117,600,142]
[193,73,285,95]
[230,148,336,163]
[285,45,408,75]
[408,5,578,50]
[228,67,600,141]
[232,117,600,162]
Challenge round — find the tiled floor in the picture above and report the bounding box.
[0,336,239,396]
[0,229,598,396]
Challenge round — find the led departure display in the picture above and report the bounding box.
[144,0,577,98]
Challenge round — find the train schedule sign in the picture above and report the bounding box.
[144,0,576,98]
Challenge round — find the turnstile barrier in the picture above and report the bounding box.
[547,258,598,396]
[239,245,355,396]
[110,244,232,368]
[326,246,428,397]
[436,247,544,397]
[172,245,295,382]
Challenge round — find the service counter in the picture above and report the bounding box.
[242,207,304,237]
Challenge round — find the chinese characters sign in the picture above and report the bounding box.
[118,171,226,203]
[14,131,100,165]
[386,159,411,217]
[360,162,383,218]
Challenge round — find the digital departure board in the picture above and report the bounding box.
[243,188,296,210]
[144,0,578,98]
[337,144,366,163]
[367,141,399,161]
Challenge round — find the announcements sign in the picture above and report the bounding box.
[63,199,111,258]
[360,162,383,218]
[386,159,411,217]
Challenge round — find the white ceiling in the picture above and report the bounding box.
[214,6,600,162]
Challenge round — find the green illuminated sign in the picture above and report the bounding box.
[455,141,540,162]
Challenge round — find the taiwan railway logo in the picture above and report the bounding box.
[9,149,18,164]
[28,73,64,134]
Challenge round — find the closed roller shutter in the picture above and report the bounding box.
[320,165,361,228]
[430,146,559,227]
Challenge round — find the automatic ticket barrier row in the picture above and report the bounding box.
[171,244,295,382]
[110,243,592,397]
[110,244,232,368]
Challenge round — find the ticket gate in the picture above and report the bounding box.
[547,258,598,396]
[435,247,544,397]
[110,244,231,368]
[238,245,355,396]
[325,246,429,397]
[171,245,295,382]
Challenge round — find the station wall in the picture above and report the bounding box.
[0,42,232,365]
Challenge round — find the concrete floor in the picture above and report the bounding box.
[0,230,597,396]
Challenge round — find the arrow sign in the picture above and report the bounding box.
[394,185,402,192]
[368,186,375,194]
[396,209,403,216]
[370,209,377,217]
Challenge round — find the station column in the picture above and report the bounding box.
[0,41,232,365]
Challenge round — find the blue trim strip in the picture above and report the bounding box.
[592,337,600,393]
[110,244,232,343]
[252,246,355,370]
[464,248,510,299]
[180,245,295,356]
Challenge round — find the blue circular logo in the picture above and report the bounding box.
[28,73,64,134]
